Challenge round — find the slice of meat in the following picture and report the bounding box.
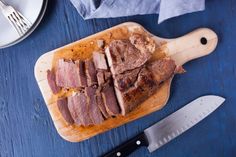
[93,51,108,70]
[101,81,120,116]
[114,58,177,115]
[148,58,176,83]
[66,61,81,88]
[75,60,87,87]
[129,33,156,54]
[68,92,93,126]
[85,59,97,86]
[56,59,82,88]
[97,71,105,86]
[56,59,68,87]
[47,70,61,94]
[114,67,158,115]
[96,90,110,119]
[114,67,141,92]
[57,98,74,124]
[105,40,151,75]
[85,86,104,124]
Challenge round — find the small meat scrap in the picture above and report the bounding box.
[85,59,98,86]
[47,70,61,94]
[57,98,74,124]
[85,86,104,124]
[68,92,93,126]
[97,39,105,49]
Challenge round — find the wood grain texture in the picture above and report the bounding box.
[34,22,218,142]
[0,0,236,157]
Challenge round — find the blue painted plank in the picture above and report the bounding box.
[0,0,235,156]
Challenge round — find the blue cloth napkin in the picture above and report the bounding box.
[70,0,205,23]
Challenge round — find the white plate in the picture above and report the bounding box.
[0,0,48,48]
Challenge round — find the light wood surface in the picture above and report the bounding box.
[34,22,218,142]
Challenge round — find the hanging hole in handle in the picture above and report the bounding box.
[200,37,207,45]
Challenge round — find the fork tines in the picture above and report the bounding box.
[7,10,32,36]
[0,1,32,37]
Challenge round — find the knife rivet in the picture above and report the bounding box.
[116,152,121,156]
[136,140,141,145]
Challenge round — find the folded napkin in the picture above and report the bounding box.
[70,0,205,23]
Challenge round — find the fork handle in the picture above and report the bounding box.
[0,0,6,9]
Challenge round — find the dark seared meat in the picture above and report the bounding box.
[129,33,156,54]
[57,98,74,124]
[105,40,151,75]
[85,86,104,124]
[75,60,87,87]
[148,58,176,83]
[114,59,176,115]
[85,59,98,86]
[115,67,158,115]
[101,81,120,116]
[68,92,93,126]
[93,51,108,70]
[114,67,141,92]
[47,70,61,94]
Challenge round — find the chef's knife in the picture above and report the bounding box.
[103,95,225,157]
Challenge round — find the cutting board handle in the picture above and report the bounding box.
[165,28,218,66]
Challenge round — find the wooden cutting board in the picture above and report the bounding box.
[34,22,218,142]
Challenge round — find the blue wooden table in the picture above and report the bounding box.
[0,0,236,156]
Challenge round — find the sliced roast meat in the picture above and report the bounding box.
[105,40,151,75]
[96,90,110,118]
[114,67,158,115]
[47,70,61,94]
[56,59,86,88]
[97,71,105,86]
[57,98,74,124]
[114,67,141,92]
[93,51,108,70]
[129,33,156,54]
[85,59,97,86]
[68,92,93,126]
[101,80,120,116]
[75,60,87,87]
[85,86,104,124]
[56,59,68,87]
[148,58,176,83]
[114,59,176,115]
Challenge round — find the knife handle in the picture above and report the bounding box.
[103,132,148,157]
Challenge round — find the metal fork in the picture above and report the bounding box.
[0,0,32,36]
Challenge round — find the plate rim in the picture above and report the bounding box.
[0,0,48,49]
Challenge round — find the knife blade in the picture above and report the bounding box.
[103,95,225,157]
